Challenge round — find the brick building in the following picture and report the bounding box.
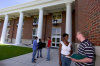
[0,0,100,65]
[0,0,75,48]
[75,0,100,66]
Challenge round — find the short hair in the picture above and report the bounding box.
[77,31,86,37]
[35,36,38,39]
[63,33,69,37]
[39,39,41,41]
[48,37,50,39]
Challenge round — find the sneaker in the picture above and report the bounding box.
[32,61,36,63]
[37,57,39,58]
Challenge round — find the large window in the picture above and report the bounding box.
[32,28,37,44]
[52,13,62,23]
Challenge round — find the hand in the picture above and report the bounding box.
[59,61,62,66]
[68,54,71,56]
[47,47,49,49]
[71,58,78,62]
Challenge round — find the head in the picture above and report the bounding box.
[47,37,50,40]
[76,31,86,41]
[39,39,41,42]
[35,36,38,40]
[63,33,69,41]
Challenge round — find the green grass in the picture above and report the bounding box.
[0,44,33,61]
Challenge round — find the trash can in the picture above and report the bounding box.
[42,43,46,48]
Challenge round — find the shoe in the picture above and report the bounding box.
[32,61,36,63]
[37,57,39,58]
[34,59,36,60]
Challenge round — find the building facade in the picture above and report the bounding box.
[75,0,100,66]
[0,0,75,47]
[0,0,100,65]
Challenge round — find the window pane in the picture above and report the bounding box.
[32,36,35,40]
[33,29,35,35]
[56,44,59,47]
[52,38,55,42]
[57,15,61,19]
[33,29,37,35]
[52,43,55,46]
[57,38,60,42]
[57,29,61,35]
[34,17,38,24]
[52,29,56,35]
[53,15,56,20]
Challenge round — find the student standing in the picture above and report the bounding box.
[32,37,38,63]
[71,31,95,66]
[37,39,43,58]
[46,37,51,61]
[59,33,73,66]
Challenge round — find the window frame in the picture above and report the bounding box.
[52,13,62,23]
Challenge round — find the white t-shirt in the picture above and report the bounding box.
[60,41,71,55]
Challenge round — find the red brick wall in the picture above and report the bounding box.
[23,16,33,39]
[75,0,100,46]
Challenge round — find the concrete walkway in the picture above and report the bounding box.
[0,48,75,66]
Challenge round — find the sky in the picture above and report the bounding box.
[0,0,34,9]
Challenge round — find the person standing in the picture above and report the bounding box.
[46,37,51,61]
[37,39,43,58]
[59,33,73,66]
[71,31,95,66]
[32,37,38,63]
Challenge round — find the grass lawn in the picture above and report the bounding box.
[0,44,33,61]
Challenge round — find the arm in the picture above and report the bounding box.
[68,44,73,56]
[71,57,93,63]
[59,43,62,66]
[71,45,94,63]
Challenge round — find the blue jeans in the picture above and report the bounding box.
[47,47,50,60]
[61,54,71,66]
[32,50,37,62]
[37,49,42,57]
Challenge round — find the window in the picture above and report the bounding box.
[8,20,11,26]
[52,28,61,36]
[17,20,24,27]
[33,16,39,24]
[32,28,37,44]
[52,13,62,23]
[5,28,10,42]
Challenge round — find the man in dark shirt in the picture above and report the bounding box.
[37,39,43,58]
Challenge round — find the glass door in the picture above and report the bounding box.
[51,28,61,47]
[32,28,37,44]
